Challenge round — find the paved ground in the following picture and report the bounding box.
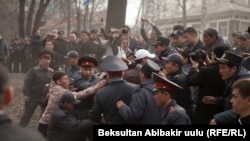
[5,73,41,130]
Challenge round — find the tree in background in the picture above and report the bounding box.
[106,0,127,31]
[0,1,18,42]
[18,0,51,38]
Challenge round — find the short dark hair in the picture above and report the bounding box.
[184,27,197,35]
[52,71,66,84]
[46,39,54,45]
[155,88,176,99]
[212,45,230,58]
[173,25,184,31]
[141,66,151,79]
[80,30,90,37]
[71,31,78,37]
[232,78,250,98]
[0,64,9,95]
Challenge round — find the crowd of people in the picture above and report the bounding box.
[0,18,250,141]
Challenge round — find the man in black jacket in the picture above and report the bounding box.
[188,45,230,124]
[19,49,54,127]
[140,17,162,53]
[47,92,93,141]
[0,35,8,66]
[206,52,250,124]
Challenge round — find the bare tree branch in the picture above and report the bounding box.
[177,0,183,9]
[26,0,36,37]
[18,0,25,38]
[32,0,51,33]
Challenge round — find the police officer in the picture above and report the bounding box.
[19,49,54,127]
[74,56,101,90]
[73,55,102,111]
[151,36,178,68]
[64,50,81,85]
[160,53,194,121]
[152,72,191,125]
[116,59,162,124]
[89,56,137,124]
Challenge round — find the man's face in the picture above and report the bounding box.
[231,88,250,117]
[67,58,78,66]
[183,33,195,47]
[64,102,74,111]
[52,29,58,38]
[232,35,241,45]
[239,38,250,48]
[203,34,216,46]
[58,33,64,39]
[80,33,89,43]
[45,41,54,50]
[69,34,77,42]
[91,32,98,39]
[40,57,51,68]
[219,64,237,80]
[164,62,179,74]
[81,66,95,79]
[35,30,40,36]
[58,75,70,89]
[172,35,185,47]
[154,45,162,56]
[153,90,168,108]
[150,31,157,39]
[121,39,129,49]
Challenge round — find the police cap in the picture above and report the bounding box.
[141,59,160,78]
[38,49,53,58]
[152,72,182,92]
[101,56,128,72]
[215,51,243,67]
[151,36,170,47]
[78,55,98,67]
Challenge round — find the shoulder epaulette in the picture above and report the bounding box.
[34,66,40,70]
[48,67,54,72]
[173,74,179,78]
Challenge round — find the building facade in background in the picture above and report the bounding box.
[142,0,250,41]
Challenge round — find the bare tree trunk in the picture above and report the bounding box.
[83,5,89,31]
[26,0,36,37]
[89,0,95,28]
[67,0,71,37]
[74,0,81,33]
[106,0,127,31]
[183,0,187,28]
[177,0,187,28]
[19,0,25,38]
[201,0,207,32]
[32,0,51,34]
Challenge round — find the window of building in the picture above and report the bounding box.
[219,21,228,36]
[210,22,217,29]
[240,22,250,32]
